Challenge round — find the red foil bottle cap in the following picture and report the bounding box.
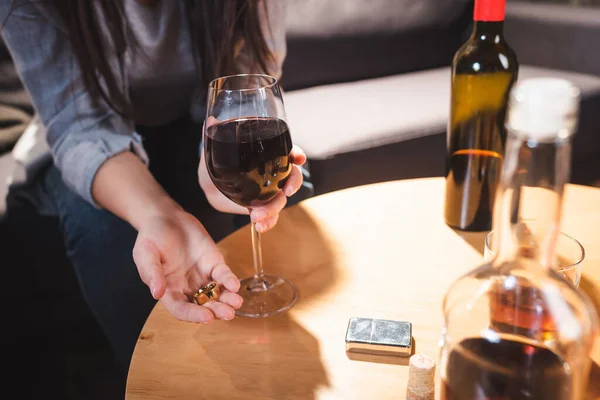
[474,0,506,22]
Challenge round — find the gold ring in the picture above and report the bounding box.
[193,281,222,305]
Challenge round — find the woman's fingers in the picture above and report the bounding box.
[161,290,241,324]
[290,145,307,166]
[249,191,287,225]
[255,214,279,233]
[205,116,219,129]
[236,146,306,234]
[208,262,241,293]
[284,145,306,197]
[283,164,304,197]
[162,291,216,323]
[247,161,304,232]
[202,300,236,321]
[161,290,240,323]
[219,291,243,309]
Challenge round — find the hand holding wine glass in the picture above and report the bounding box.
[199,117,307,234]
[201,74,304,317]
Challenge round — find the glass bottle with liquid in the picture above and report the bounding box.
[439,78,599,400]
[444,0,519,231]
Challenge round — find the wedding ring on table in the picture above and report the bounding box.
[193,281,222,305]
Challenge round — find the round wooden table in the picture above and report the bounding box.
[126,177,600,400]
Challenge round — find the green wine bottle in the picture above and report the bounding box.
[444,0,519,231]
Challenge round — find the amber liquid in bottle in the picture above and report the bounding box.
[444,0,518,231]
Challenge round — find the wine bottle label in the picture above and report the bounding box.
[474,0,506,22]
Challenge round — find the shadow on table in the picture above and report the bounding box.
[221,204,339,307]
[205,204,337,398]
[199,315,330,399]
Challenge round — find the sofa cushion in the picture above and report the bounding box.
[285,65,600,160]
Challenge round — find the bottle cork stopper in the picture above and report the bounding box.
[406,353,435,400]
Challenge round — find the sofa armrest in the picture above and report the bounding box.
[505,2,600,77]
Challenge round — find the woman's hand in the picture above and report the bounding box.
[92,151,241,323]
[132,208,243,323]
[199,142,307,233]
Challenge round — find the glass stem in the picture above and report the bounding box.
[250,221,265,282]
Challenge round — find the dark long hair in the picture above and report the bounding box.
[52,0,273,117]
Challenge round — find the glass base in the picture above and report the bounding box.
[235,275,297,318]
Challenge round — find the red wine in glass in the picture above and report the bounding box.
[203,73,298,317]
[205,117,293,208]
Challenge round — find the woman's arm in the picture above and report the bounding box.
[1,3,148,206]
[91,150,244,323]
[0,4,244,323]
[1,3,302,324]
[91,151,179,230]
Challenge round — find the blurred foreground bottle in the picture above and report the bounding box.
[439,78,599,400]
[444,0,518,231]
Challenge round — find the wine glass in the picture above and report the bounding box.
[483,220,585,287]
[203,74,297,317]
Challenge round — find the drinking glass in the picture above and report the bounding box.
[203,74,297,317]
[484,220,585,287]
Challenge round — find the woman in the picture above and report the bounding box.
[0,0,309,375]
